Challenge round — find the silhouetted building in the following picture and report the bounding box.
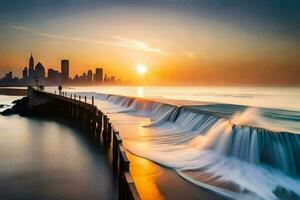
[82,72,87,82]
[0,54,124,86]
[5,71,13,80]
[74,74,79,81]
[29,54,35,79]
[95,68,103,83]
[87,70,93,83]
[61,59,69,83]
[47,68,61,84]
[35,62,45,84]
[22,67,28,80]
[111,76,116,82]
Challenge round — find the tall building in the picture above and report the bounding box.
[87,69,93,83]
[22,67,28,80]
[95,68,103,83]
[5,71,13,80]
[35,62,45,84]
[47,68,61,84]
[28,54,34,79]
[61,59,69,83]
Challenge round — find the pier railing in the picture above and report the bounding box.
[28,87,140,200]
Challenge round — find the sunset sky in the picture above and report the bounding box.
[0,0,299,85]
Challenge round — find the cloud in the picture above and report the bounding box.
[181,50,196,58]
[9,25,166,55]
[112,35,167,55]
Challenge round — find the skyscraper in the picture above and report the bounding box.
[22,67,28,80]
[61,59,69,83]
[95,68,103,83]
[87,69,93,83]
[28,54,34,79]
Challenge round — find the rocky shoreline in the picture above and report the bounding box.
[1,91,65,118]
[1,97,29,116]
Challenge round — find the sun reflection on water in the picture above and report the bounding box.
[137,86,144,97]
[127,153,164,200]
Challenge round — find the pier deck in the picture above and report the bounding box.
[26,87,140,200]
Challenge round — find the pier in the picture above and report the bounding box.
[27,86,140,200]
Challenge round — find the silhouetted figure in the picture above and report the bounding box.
[38,85,44,90]
[58,85,62,95]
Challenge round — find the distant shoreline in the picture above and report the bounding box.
[0,88,27,96]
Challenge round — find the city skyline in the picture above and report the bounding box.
[0,54,122,86]
[0,0,299,85]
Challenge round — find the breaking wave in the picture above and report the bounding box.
[75,92,300,200]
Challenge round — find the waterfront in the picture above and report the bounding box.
[68,86,300,199]
[57,86,300,112]
[1,86,300,200]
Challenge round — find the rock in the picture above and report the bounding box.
[1,97,29,116]
[1,89,66,119]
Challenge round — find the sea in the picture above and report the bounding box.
[1,86,300,200]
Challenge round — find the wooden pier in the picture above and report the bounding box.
[28,87,140,200]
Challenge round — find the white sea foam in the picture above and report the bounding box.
[76,92,300,200]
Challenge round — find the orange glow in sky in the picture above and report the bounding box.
[0,2,299,85]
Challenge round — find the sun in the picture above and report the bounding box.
[136,65,147,74]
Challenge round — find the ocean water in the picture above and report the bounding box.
[0,95,117,200]
[60,86,300,200]
[56,86,300,111]
[1,86,300,199]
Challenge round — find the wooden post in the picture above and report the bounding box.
[74,94,76,100]
[92,96,94,106]
[79,96,81,101]
[119,145,130,200]
[75,104,79,123]
[103,115,108,143]
[70,102,73,119]
[123,173,141,200]
[67,101,69,118]
[79,106,84,129]
[82,106,87,129]
[85,96,87,103]
[98,111,103,136]
[107,121,112,145]
[113,131,122,174]
[86,107,92,134]
[95,110,101,140]
[72,101,75,122]
[91,107,97,138]
[119,145,130,175]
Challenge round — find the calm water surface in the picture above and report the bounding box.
[0,96,117,200]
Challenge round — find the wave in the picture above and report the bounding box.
[75,92,300,199]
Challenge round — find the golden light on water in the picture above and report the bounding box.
[137,86,144,97]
